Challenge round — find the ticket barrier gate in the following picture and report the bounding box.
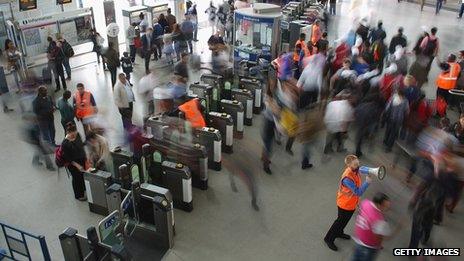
[193,127,222,170]
[84,169,113,216]
[207,112,234,153]
[189,83,214,113]
[105,182,175,250]
[141,144,193,212]
[149,137,209,190]
[201,73,226,103]
[240,77,263,114]
[110,147,134,188]
[59,226,130,261]
[231,88,254,126]
[219,99,244,139]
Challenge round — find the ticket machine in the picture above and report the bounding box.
[143,3,169,24]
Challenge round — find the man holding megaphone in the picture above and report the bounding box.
[324,155,374,251]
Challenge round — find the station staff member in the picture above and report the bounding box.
[436,54,461,104]
[311,19,322,47]
[294,33,310,62]
[324,155,372,251]
[73,83,97,137]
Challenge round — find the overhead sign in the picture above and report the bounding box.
[19,0,37,11]
[57,0,72,4]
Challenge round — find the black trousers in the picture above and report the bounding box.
[408,218,433,248]
[325,207,355,243]
[129,45,136,63]
[108,66,117,87]
[119,102,133,129]
[299,90,318,109]
[144,50,153,72]
[324,132,346,152]
[67,165,86,199]
[55,62,67,90]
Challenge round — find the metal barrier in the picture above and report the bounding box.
[0,221,51,261]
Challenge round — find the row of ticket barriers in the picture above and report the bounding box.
[59,71,266,260]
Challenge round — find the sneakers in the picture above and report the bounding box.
[324,239,338,251]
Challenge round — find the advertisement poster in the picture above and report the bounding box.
[103,0,116,26]
[59,20,78,46]
[75,16,93,42]
[19,0,37,11]
[57,0,72,4]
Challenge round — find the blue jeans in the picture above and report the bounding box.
[352,244,378,261]
[38,120,56,145]
[63,57,71,78]
[435,0,443,14]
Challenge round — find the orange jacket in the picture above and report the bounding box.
[336,167,362,211]
[293,39,310,62]
[436,62,461,90]
[178,98,206,129]
[74,91,95,119]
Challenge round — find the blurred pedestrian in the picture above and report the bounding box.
[142,27,155,74]
[181,15,195,54]
[90,29,105,69]
[33,86,56,146]
[206,1,218,34]
[166,8,177,32]
[324,155,372,251]
[138,72,156,116]
[5,39,22,91]
[86,131,110,171]
[323,95,354,154]
[388,27,407,55]
[152,18,165,60]
[103,42,120,87]
[126,22,137,63]
[383,88,409,152]
[352,193,392,261]
[57,37,74,80]
[172,24,188,61]
[420,27,439,77]
[120,51,133,86]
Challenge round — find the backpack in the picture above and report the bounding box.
[55,145,68,168]
[422,37,437,56]
[65,42,75,58]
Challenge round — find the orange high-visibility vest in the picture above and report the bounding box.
[178,98,206,129]
[293,39,310,62]
[436,62,461,90]
[74,91,95,119]
[336,167,362,211]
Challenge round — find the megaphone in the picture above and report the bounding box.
[359,165,386,180]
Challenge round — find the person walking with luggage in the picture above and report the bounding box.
[32,86,56,146]
[56,90,75,132]
[52,41,67,92]
[324,155,372,251]
[114,73,135,130]
[73,83,97,137]
[61,123,87,201]
[58,37,73,80]
[351,193,392,261]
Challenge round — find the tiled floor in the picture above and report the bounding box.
[0,1,463,260]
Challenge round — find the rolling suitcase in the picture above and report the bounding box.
[110,147,134,185]
[231,88,254,126]
[240,77,263,114]
[207,112,233,153]
[201,73,224,108]
[194,127,222,170]
[188,83,213,113]
[161,161,193,212]
[150,138,209,190]
[220,99,244,139]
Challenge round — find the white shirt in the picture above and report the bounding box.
[324,100,354,133]
[297,53,326,92]
[138,74,156,101]
[124,82,135,103]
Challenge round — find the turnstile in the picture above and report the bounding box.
[84,169,113,216]
[59,227,130,261]
[220,99,244,139]
[110,147,134,185]
[207,112,233,153]
[193,127,222,171]
[188,83,213,113]
[240,77,263,114]
[231,88,254,126]
[201,73,225,108]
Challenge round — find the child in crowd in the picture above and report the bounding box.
[120,52,133,86]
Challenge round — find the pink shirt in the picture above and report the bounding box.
[354,200,390,249]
